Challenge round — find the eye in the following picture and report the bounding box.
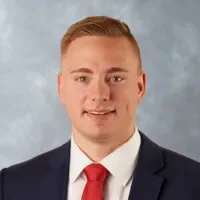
[76,76,88,82]
[109,76,124,82]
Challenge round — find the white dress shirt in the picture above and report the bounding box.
[67,126,141,200]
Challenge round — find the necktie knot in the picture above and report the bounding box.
[83,163,108,182]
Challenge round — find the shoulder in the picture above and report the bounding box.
[160,145,200,176]
[0,141,70,199]
[141,132,200,197]
[158,146,200,197]
[0,141,70,180]
[139,131,200,188]
[139,131,200,174]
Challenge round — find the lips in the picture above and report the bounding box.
[84,109,116,121]
[84,110,116,115]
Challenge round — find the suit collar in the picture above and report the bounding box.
[48,140,71,169]
[46,141,71,200]
[47,131,164,172]
[47,131,165,200]
[128,131,165,200]
[135,131,164,174]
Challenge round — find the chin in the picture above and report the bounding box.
[72,122,116,139]
[83,126,114,138]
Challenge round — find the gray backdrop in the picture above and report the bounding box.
[0,0,200,170]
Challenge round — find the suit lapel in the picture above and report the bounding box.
[45,132,165,200]
[47,140,71,200]
[128,132,165,200]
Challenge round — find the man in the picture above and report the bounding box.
[0,16,200,200]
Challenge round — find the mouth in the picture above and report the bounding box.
[83,110,116,120]
[84,110,116,115]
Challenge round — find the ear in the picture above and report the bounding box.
[57,72,65,104]
[137,71,147,104]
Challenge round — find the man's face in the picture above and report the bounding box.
[58,36,146,142]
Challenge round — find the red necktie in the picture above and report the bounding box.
[82,163,108,200]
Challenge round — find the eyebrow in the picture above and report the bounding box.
[70,67,129,74]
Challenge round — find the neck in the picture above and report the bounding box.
[72,126,135,162]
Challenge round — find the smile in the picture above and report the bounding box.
[86,111,114,115]
[84,110,116,120]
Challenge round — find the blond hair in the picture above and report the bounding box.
[61,16,142,71]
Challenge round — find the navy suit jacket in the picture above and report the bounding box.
[1,131,200,200]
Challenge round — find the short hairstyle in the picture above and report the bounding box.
[60,16,142,72]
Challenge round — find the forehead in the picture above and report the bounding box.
[61,36,139,73]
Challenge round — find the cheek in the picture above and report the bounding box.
[62,85,85,108]
[114,91,129,112]
[114,87,137,112]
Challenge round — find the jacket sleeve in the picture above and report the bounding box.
[0,168,6,200]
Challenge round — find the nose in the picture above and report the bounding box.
[89,78,111,102]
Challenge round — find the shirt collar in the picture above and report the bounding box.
[69,135,93,183]
[100,127,141,187]
[69,126,141,187]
